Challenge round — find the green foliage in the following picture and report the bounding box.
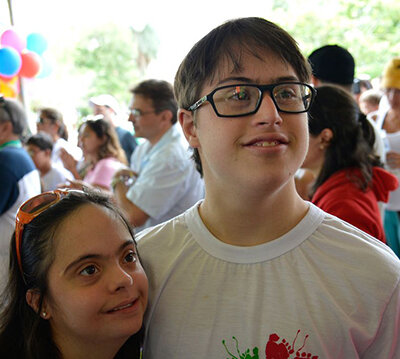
[73,23,158,108]
[271,0,400,80]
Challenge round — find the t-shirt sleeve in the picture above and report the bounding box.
[362,278,400,357]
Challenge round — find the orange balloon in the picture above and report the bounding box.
[0,76,19,97]
[19,51,41,78]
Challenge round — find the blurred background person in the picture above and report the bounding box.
[25,132,73,192]
[62,117,128,192]
[36,107,82,168]
[302,85,397,243]
[113,79,204,231]
[359,88,383,117]
[353,76,373,105]
[89,94,138,164]
[297,44,385,199]
[373,57,400,256]
[308,44,355,92]
[0,96,41,290]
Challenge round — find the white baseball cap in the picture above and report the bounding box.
[89,94,120,114]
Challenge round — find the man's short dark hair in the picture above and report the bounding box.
[130,79,178,124]
[308,45,355,85]
[0,97,28,136]
[26,132,54,151]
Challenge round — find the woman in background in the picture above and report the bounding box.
[37,107,82,169]
[302,85,398,242]
[63,118,128,191]
[373,57,400,256]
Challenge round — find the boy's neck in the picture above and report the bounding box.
[199,182,308,246]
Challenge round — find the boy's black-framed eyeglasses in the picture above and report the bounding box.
[187,82,316,117]
[0,95,15,125]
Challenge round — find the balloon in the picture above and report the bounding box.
[0,47,22,76]
[19,51,41,78]
[0,75,19,98]
[26,33,47,55]
[0,29,26,53]
[36,56,52,78]
[0,73,14,82]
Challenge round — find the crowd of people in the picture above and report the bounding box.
[0,16,399,358]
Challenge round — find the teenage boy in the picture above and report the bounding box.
[137,18,400,358]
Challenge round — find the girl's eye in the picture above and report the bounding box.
[124,251,137,264]
[80,265,99,276]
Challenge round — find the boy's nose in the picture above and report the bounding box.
[252,93,283,126]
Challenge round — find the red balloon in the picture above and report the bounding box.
[0,74,15,82]
[19,52,41,78]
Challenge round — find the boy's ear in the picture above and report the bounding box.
[178,109,200,148]
[26,289,51,320]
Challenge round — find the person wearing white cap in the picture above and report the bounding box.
[89,94,138,164]
[373,57,400,257]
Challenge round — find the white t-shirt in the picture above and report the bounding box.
[137,202,400,358]
[127,125,204,231]
[52,138,82,168]
[41,165,73,192]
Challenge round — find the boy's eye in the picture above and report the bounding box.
[124,251,137,264]
[80,265,99,276]
[229,86,251,101]
[275,87,298,100]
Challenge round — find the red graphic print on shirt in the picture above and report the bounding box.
[222,330,318,359]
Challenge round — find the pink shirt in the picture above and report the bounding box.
[84,157,124,190]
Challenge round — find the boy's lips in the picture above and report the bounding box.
[243,134,289,147]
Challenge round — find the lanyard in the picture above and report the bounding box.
[0,139,22,150]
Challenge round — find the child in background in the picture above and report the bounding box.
[359,88,383,117]
[0,189,148,358]
[26,132,73,192]
[137,17,400,358]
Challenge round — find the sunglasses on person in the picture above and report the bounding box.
[15,189,82,275]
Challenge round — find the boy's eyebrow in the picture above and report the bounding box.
[217,75,300,86]
[63,239,135,274]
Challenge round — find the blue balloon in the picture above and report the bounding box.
[36,56,52,78]
[26,33,47,55]
[0,46,22,76]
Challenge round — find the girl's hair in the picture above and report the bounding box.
[308,85,382,194]
[83,118,128,165]
[39,108,68,141]
[0,190,142,359]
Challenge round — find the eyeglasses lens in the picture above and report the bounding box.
[272,84,312,113]
[212,84,312,116]
[213,86,259,116]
